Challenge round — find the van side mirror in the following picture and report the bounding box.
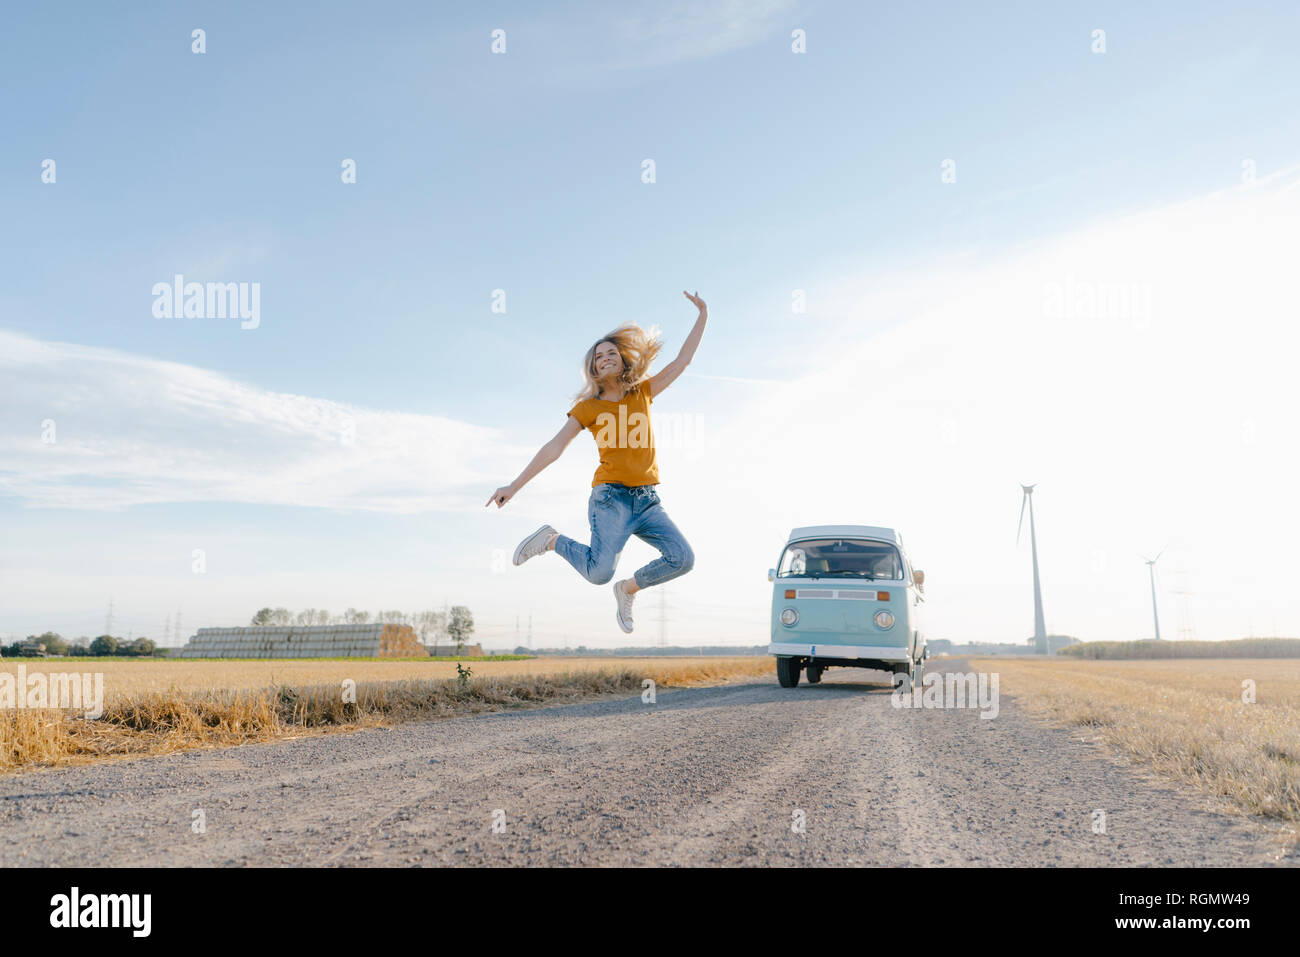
[767,568,776,582]
[913,569,925,591]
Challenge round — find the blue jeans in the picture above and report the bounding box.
[554,483,695,589]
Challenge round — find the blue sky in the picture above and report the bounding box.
[3,1,1300,647]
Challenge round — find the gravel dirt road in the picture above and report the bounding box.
[1,658,1293,866]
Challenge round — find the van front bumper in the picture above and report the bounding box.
[769,642,910,662]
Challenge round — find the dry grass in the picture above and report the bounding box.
[0,657,773,775]
[2,656,764,700]
[971,656,1300,823]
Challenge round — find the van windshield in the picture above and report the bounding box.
[777,538,904,581]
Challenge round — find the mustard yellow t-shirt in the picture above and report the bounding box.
[566,379,659,487]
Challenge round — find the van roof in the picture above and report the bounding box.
[787,524,901,546]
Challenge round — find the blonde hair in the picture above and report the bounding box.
[574,322,663,402]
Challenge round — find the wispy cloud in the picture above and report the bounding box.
[0,333,524,512]
[604,0,799,70]
[683,371,790,385]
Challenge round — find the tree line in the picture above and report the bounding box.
[1,632,156,658]
[1059,637,1300,659]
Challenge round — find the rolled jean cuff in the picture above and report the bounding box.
[632,567,650,590]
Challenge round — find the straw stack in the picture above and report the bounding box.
[174,623,425,658]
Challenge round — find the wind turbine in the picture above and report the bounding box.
[1142,549,1165,640]
[1017,484,1048,654]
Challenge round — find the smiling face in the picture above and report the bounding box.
[592,340,625,381]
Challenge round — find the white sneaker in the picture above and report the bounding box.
[513,524,557,566]
[613,579,635,633]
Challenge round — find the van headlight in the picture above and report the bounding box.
[780,608,798,626]
[874,610,895,629]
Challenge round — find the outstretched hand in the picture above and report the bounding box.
[683,290,707,316]
[486,485,516,508]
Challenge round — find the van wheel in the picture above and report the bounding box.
[913,657,924,687]
[893,661,913,694]
[776,657,801,688]
[805,664,823,684]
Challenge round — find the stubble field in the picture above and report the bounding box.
[972,656,1300,823]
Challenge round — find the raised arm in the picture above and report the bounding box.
[648,290,708,397]
[486,415,584,508]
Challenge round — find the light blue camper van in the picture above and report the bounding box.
[768,525,927,689]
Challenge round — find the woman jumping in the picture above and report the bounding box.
[485,290,708,633]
